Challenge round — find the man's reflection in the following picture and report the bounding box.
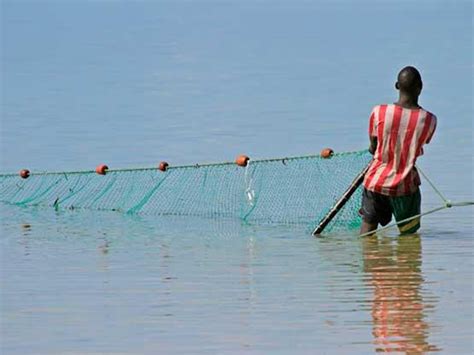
[362,235,439,353]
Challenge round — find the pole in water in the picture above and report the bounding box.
[312,162,371,236]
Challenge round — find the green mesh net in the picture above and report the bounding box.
[0,150,372,232]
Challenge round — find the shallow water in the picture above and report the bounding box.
[2,207,473,354]
[1,1,473,354]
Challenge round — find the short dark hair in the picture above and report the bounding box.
[396,66,422,94]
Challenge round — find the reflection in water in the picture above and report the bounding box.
[19,223,32,256]
[98,238,110,255]
[362,235,440,353]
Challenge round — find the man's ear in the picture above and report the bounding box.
[418,82,423,95]
[395,82,400,90]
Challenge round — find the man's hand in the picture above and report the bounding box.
[369,137,377,155]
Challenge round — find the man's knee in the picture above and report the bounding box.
[398,217,421,235]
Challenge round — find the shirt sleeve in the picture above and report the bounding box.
[368,107,377,137]
[426,114,437,144]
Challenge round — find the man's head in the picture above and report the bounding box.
[395,66,423,96]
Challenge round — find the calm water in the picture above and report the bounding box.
[1,1,473,354]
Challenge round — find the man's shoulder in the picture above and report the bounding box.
[372,103,388,110]
[370,104,389,115]
[423,109,437,121]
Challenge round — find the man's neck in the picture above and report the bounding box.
[395,93,420,109]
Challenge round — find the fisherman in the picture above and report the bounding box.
[360,66,437,235]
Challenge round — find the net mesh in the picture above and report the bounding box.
[0,150,372,232]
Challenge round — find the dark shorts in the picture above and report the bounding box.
[360,188,421,234]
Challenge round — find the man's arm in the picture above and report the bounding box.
[367,107,377,155]
[425,114,437,144]
[369,136,377,155]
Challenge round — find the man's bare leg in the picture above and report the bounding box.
[360,221,377,235]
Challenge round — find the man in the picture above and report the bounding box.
[360,66,437,235]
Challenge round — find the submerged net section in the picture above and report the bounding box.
[0,150,372,232]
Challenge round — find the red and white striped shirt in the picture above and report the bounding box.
[363,104,437,196]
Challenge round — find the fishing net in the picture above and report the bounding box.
[0,150,372,232]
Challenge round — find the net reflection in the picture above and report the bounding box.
[362,235,440,353]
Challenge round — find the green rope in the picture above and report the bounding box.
[417,166,450,204]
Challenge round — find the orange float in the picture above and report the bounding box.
[19,169,30,179]
[96,164,108,175]
[320,148,334,159]
[235,155,250,167]
[158,161,169,172]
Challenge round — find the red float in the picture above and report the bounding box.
[96,164,109,175]
[19,169,30,179]
[158,161,169,172]
[320,148,334,159]
[235,155,250,167]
